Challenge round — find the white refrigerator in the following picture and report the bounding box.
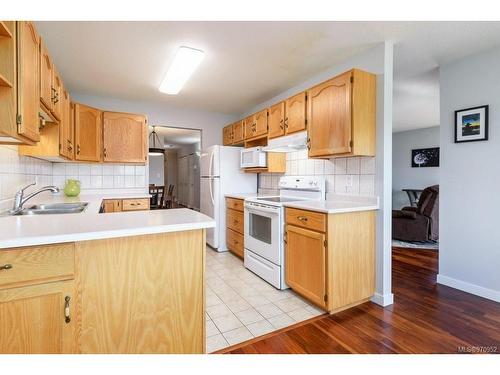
[200,145,257,252]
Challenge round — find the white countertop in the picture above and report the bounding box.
[225,192,262,200]
[283,194,379,214]
[0,192,215,249]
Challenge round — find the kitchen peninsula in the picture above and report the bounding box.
[0,193,214,354]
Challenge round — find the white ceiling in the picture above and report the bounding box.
[36,21,500,132]
[150,126,200,150]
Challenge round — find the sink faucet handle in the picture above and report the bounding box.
[19,182,37,194]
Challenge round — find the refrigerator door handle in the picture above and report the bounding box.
[209,149,215,177]
[209,177,215,205]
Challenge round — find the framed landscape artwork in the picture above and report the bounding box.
[411,147,440,168]
[455,105,489,143]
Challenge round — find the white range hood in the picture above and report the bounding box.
[263,131,308,153]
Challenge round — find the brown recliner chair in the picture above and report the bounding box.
[392,185,439,242]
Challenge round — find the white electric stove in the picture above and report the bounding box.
[243,176,325,289]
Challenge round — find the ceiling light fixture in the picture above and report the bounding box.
[148,126,164,155]
[159,46,205,95]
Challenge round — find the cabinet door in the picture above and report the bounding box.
[307,72,352,157]
[39,38,54,112]
[51,68,63,121]
[223,124,233,145]
[74,103,102,162]
[268,101,285,139]
[16,21,40,142]
[102,199,121,213]
[285,91,306,134]
[232,121,244,144]
[0,280,76,354]
[285,225,326,308]
[254,109,268,137]
[103,111,147,163]
[243,115,254,139]
[59,87,73,159]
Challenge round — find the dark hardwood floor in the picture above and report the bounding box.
[219,247,500,354]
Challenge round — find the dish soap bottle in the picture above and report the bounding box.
[64,179,81,197]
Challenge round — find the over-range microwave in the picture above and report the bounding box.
[240,147,267,168]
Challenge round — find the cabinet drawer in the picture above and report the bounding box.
[227,208,244,234]
[286,208,326,233]
[226,228,244,258]
[226,197,244,212]
[121,198,150,211]
[0,243,75,289]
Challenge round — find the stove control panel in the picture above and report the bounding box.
[278,176,325,191]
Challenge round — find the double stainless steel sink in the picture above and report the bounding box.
[10,202,89,216]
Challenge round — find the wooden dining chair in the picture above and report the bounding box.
[165,185,174,209]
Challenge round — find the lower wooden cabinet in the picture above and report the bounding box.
[285,208,375,313]
[0,230,206,354]
[226,197,244,258]
[0,280,76,354]
[285,225,327,308]
[101,198,150,213]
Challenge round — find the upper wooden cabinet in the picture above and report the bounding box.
[51,68,63,121]
[232,121,244,144]
[59,86,73,159]
[16,21,40,143]
[103,111,147,163]
[285,91,307,134]
[268,101,285,139]
[74,103,102,162]
[307,69,376,158]
[223,124,233,145]
[39,38,54,113]
[244,109,268,140]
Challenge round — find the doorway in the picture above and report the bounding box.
[148,126,202,210]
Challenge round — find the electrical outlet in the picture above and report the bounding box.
[346,175,353,187]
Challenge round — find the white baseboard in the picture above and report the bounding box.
[437,274,500,303]
[371,292,394,306]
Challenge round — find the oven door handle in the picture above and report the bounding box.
[244,203,280,215]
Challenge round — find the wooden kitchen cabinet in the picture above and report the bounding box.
[223,124,233,145]
[74,102,102,162]
[285,208,375,313]
[0,243,77,354]
[232,120,244,145]
[244,109,268,140]
[307,69,376,158]
[51,67,63,121]
[268,101,285,139]
[16,21,40,143]
[19,83,73,161]
[101,198,149,213]
[226,197,244,258]
[0,280,77,354]
[268,93,307,139]
[103,111,147,163]
[285,225,327,308]
[101,199,122,213]
[39,38,54,115]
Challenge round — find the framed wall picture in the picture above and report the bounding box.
[411,147,440,168]
[455,105,489,143]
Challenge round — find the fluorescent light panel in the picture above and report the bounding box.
[159,46,204,95]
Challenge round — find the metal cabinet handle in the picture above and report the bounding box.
[307,138,311,150]
[103,148,107,158]
[0,264,13,271]
[77,145,81,155]
[64,296,71,323]
[297,216,308,222]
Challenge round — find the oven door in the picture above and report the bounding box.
[244,202,281,265]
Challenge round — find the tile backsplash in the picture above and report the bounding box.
[0,145,148,204]
[259,149,375,197]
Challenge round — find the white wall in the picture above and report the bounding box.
[392,126,440,209]
[242,44,394,306]
[148,154,164,186]
[438,46,500,302]
[72,93,236,149]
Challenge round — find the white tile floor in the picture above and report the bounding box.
[205,247,324,353]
